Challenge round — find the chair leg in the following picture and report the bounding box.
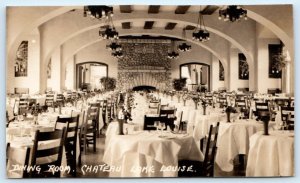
[93,132,96,152]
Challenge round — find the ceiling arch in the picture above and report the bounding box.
[63,30,228,69]
[43,17,253,70]
[8,5,293,68]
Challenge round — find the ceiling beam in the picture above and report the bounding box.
[120,5,132,13]
[122,22,131,29]
[201,5,219,15]
[165,22,177,30]
[144,21,155,29]
[175,6,190,14]
[148,5,160,14]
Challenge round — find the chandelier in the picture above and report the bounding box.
[106,41,122,52]
[112,50,124,59]
[192,10,210,42]
[168,41,179,59]
[83,6,113,20]
[218,5,247,22]
[178,28,192,52]
[99,13,119,40]
[99,26,119,40]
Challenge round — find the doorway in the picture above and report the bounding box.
[76,62,108,91]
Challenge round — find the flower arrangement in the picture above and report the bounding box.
[182,92,190,106]
[225,106,237,122]
[225,106,237,113]
[169,91,175,100]
[191,93,201,109]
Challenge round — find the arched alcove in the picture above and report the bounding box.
[180,62,210,92]
[75,61,108,90]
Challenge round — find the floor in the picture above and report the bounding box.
[74,133,246,178]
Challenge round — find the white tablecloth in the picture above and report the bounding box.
[7,136,68,178]
[103,131,203,177]
[246,131,294,177]
[215,119,276,172]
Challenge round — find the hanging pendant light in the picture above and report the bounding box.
[178,28,192,52]
[192,8,210,42]
[83,6,114,20]
[112,50,124,59]
[168,40,179,59]
[218,5,247,22]
[99,13,119,40]
[106,41,122,52]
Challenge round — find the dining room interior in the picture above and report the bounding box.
[5,4,295,178]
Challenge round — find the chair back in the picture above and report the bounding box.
[159,108,176,116]
[6,143,30,178]
[15,88,29,95]
[205,94,214,105]
[275,98,290,107]
[281,106,294,122]
[18,97,29,115]
[30,128,66,177]
[203,122,220,176]
[149,101,160,108]
[144,115,165,130]
[45,93,55,107]
[218,96,227,107]
[55,115,79,145]
[56,94,64,106]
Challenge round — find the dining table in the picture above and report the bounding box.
[246,130,294,177]
[103,130,203,177]
[215,119,276,172]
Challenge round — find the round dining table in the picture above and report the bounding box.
[215,119,276,172]
[246,130,294,177]
[103,130,203,177]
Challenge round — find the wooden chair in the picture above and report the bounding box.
[18,97,29,115]
[275,98,290,107]
[255,102,269,120]
[80,107,98,155]
[281,106,294,128]
[45,93,55,107]
[178,111,188,132]
[159,108,176,130]
[178,122,220,177]
[235,99,249,119]
[89,102,101,136]
[218,96,227,108]
[286,112,294,130]
[14,88,29,95]
[29,128,67,178]
[143,115,163,130]
[205,94,214,106]
[55,115,79,177]
[55,94,64,107]
[6,143,30,178]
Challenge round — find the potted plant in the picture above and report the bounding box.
[173,78,187,91]
[100,77,116,91]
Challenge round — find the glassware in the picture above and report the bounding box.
[160,122,166,135]
[154,121,160,131]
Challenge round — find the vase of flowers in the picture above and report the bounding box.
[117,107,125,135]
[169,91,175,101]
[191,94,200,110]
[182,92,188,106]
[260,113,271,135]
[202,99,208,115]
[225,106,237,122]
